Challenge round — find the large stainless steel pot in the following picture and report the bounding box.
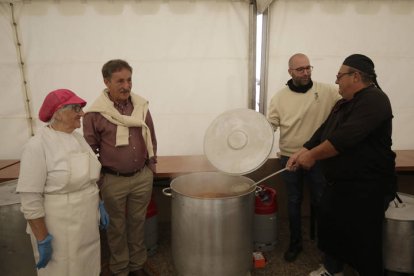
[163,172,256,276]
[0,180,36,276]
[384,193,414,273]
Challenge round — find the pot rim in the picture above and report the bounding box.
[169,171,256,199]
[170,185,256,199]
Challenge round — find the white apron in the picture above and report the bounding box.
[28,150,101,276]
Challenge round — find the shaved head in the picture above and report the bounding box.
[288,53,309,68]
[288,53,312,86]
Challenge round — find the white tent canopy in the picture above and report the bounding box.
[263,0,414,155]
[1,0,413,159]
[1,0,255,158]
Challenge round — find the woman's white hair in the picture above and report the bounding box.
[48,105,72,125]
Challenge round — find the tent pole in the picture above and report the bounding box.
[258,7,270,115]
[10,2,35,137]
[248,0,257,110]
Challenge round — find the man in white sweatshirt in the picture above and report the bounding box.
[267,53,340,262]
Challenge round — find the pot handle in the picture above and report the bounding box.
[162,187,172,197]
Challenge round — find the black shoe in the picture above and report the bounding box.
[283,245,303,262]
[129,270,149,276]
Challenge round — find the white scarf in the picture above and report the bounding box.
[86,89,154,158]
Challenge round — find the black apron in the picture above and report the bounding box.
[317,180,387,275]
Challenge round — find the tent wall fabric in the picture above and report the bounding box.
[1,0,413,160]
[265,0,414,155]
[0,0,251,158]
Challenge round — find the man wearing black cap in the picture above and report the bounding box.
[287,54,397,276]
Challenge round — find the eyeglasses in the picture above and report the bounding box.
[336,72,354,81]
[65,104,83,113]
[290,65,313,74]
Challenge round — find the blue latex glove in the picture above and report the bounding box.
[36,234,53,269]
[99,200,110,230]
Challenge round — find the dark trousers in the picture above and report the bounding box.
[279,156,325,247]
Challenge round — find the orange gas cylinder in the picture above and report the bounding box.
[145,194,158,256]
[146,194,158,218]
[254,185,278,251]
[255,185,277,214]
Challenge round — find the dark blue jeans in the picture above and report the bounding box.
[324,254,344,274]
[279,155,326,248]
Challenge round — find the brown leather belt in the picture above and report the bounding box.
[102,167,142,177]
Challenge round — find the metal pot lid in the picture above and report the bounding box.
[204,108,274,175]
[386,193,414,221]
[386,202,414,221]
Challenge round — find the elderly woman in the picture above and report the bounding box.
[16,89,109,276]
